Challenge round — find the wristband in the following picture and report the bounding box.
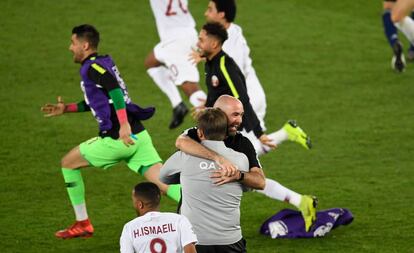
[116,108,128,124]
[65,103,78,112]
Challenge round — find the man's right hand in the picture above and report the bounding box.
[189,48,206,65]
[41,96,65,117]
[215,155,238,177]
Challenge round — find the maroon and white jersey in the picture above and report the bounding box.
[120,211,197,253]
[149,0,196,41]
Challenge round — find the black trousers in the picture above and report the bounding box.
[196,238,247,253]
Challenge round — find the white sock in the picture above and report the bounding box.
[73,203,88,221]
[256,178,302,208]
[189,90,207,107]
[267,128,289,146]
[396,16,414,45]
[147,66,182,108]
[254,129,288,155]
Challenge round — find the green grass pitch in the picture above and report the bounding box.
[1,0,414,252]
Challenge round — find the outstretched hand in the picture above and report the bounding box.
[41,96,65,117]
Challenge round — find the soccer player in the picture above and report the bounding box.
[161,108,260,252]
[41,24,181,239]
[120,182,197,253]
[382,0,414,71]
[392,0,414,21]
[176,95,317,232]
[392,0,414,48]
[194,1,311,156]
[145,0,207,129]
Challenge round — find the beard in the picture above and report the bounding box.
[228,130,236,136]
[199,48,212,59]
[227,126,238,136]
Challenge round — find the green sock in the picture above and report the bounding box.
[166,184,181,202]
[61,168,85,205]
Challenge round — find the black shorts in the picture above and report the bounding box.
[196,238,247,253]
[384,0,396,2]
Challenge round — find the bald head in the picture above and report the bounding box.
[214,95,241,110]
[213,95,244,136]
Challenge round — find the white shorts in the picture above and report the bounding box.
[154,31,199,85]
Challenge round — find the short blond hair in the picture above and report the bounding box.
[197,108,228,141]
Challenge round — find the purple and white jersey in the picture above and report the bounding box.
[79,55,154,135]
[260,208,353,239]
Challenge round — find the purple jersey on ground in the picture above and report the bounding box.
[79,55,154,133]
[260,208,353,239]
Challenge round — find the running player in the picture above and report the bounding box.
[382,0,414,71]
[41,24,181,239]
[392,0,414,50]
[193,0,311,155]
[145,0,207,129]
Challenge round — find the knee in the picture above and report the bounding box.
[61,155,74,169]
[144,52,161,69]
[144,57,153,69]
[61,156,69,168]
[181,82,201,97]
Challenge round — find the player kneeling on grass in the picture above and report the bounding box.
[120,182,197,253]
[41,24,181,239]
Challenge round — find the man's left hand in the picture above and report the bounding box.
[259,134,277,149]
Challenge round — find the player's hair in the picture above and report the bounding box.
[212,0,237,22]
[133,182,161,209]
[197,108,228,141]
[72,24,100,49]
[202,22,228,45]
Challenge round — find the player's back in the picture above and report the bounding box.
[179,140,249,245]
[149,0,196,41]
[120,211,196,253]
